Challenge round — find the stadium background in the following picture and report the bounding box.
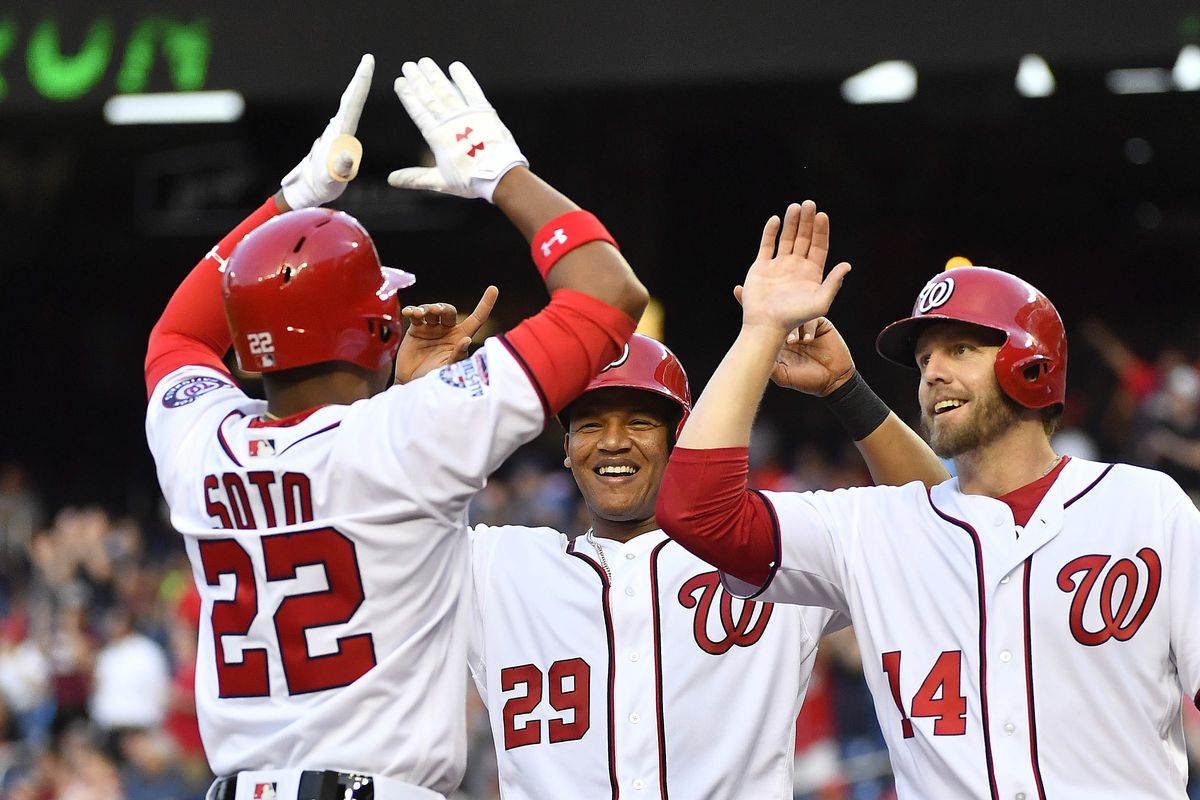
[2,2,1200,796]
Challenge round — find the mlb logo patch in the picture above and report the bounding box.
[253,783,277,800]
[248,439,276,458]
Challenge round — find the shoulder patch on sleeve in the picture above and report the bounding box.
[438,351,490,397]
[162,375,231,408]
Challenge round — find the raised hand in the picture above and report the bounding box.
[393,286,500,384]
[280,54,374,210]
[733,286,856,397]
[738,201,851,335]
[388,58,527,203]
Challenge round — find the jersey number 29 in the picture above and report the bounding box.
[501,658,590,750]
[198,527,375,697]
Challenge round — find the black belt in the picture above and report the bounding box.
[212,771,375,800]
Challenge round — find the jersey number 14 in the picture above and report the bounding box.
[881,650,967,737]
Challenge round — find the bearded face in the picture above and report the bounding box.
[914,322,1021,459]
[920,375,1021,458]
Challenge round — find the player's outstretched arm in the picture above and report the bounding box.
[743,309,948,488]
[657,201,850,585]
[491,167,647,318]
[143,56,375,397]
[389,58,648,414]
[389,57,646,318]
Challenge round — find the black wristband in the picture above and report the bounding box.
[822,371,891,441]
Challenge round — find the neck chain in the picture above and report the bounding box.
[584,528,612,580]
[1041,454,1064,478]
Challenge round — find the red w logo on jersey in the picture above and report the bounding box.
[678,571,773,655]
[1057,547,1162,646]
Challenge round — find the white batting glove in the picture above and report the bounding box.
[280,54,374,210]
[388,58,527,203]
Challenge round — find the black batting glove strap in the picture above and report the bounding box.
[822,371,891,442]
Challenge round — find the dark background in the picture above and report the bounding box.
[3,1,1200,514]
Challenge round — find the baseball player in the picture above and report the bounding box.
[143,55,648,799]
[389,320,945,797]
[657,200,1200,798]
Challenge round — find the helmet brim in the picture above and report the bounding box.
[876,316,943,369]
[875,314,1008,369]
[557,382,691,432]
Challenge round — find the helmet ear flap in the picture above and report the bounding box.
[366,318,399,345]
[1016,355,1055,384]
[998,353,1062,408]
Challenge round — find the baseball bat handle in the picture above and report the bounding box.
[326,134,363,182]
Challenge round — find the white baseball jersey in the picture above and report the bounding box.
[723,457,1200,799]
[469,524,845,799]
[145,339,543,793]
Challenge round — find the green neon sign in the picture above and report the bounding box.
[0,18,15,100]
[4,14,210,103]
[117,17,210,93]
[27,17,115,100]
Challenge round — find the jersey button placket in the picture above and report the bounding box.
[987,559,1036,797]
[609,537,661,794]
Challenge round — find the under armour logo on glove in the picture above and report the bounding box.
[540,228,569,257]
[454,127,486,157]
[388,59,528,203]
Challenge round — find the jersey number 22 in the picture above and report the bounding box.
[198,527,376,697]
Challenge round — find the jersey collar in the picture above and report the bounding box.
[249,406,326,428]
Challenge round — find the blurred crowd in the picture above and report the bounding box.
[0,470,210,799]
[5,324,1200,798]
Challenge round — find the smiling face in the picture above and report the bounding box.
[915,321,1021,459]
[565,387,679,530]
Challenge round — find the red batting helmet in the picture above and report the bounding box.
[875,266,1066,409]
[562,334,692,434]
[223,208,415,373]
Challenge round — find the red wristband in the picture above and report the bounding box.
[530,210,618,280]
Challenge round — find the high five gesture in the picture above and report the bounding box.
[739,201,851,335]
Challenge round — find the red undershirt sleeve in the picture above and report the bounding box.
[499,289,638,417]
[144,198,282,397]
[655,446,777,587]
